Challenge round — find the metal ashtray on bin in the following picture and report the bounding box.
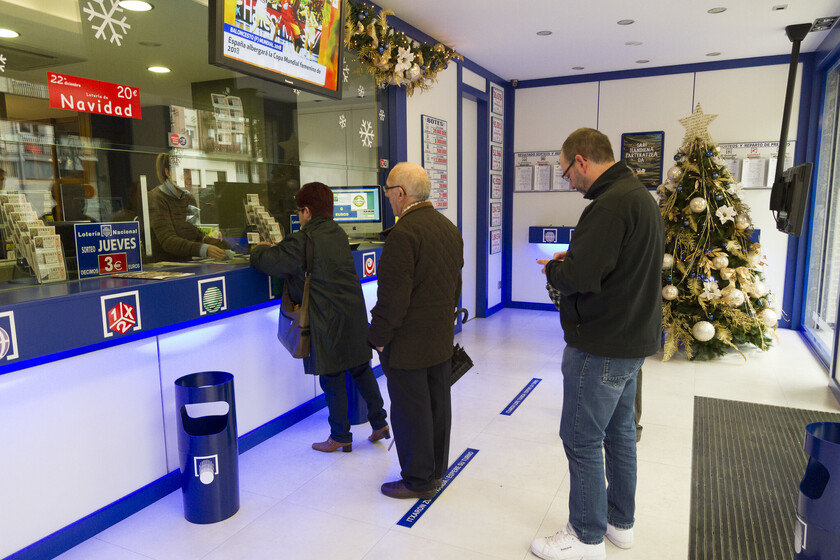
[175,371,240,524]
[795,421,840,559]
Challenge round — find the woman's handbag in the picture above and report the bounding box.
[277,233,312,358]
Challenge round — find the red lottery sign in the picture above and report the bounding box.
[48,72,141,120]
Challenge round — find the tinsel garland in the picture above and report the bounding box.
[659,134,777,361]
[344,0,462,96]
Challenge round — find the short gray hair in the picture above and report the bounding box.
[388,162,430,201]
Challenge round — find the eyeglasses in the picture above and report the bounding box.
[561,157,577,180]
[382,185,404,194]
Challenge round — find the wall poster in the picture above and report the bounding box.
[490,229,502,254]
[491,85,504,115]
[422,115,449,209]
[620,131,664,189]
[491,174,502,199]
[491,116,503,144]
[490,202,502,227]
[491,144,503,171]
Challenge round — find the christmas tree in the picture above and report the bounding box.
[659,103,778,361]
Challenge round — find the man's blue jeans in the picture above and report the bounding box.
[560,346,644,545]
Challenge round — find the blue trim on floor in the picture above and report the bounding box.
[396,448,479,528]
[501,378,542,416]
[507,301,557,312]
[7,366,384,560]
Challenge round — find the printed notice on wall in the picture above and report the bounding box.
[422,115,449,210]
[490,229,502,254]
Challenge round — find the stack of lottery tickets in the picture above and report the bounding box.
[0,192,67,283]
[244,194,284,244]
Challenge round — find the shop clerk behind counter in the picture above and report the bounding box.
[148,153,228,262]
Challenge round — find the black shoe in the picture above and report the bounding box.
[435,478,443,491]
[380,480,436,500]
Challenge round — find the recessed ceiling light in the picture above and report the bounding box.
[617,19,634,25]
[0,28,20,38]
[772,4,788,11]
[147,66,170,73]
[636,59,650,64]
[139,41,162,47]
[625,41,643,46]
[536,30,552,36]
[708,7,727,14]
[120,1,153,10]
[572,66,585,70]
[706,52,722,57]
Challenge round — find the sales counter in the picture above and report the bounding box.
[0,246,382,559]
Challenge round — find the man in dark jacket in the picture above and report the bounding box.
[369,162,464,500]
[251,182,388,453]
[532,129,664,560]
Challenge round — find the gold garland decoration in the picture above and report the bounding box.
[344,0,462,96]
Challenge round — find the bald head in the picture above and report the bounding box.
[387,162,431,202]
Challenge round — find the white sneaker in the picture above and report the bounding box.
[605,523,634,549]
[530,524,606,560]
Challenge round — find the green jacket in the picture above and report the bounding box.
[250,217,371,375]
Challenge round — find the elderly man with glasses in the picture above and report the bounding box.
[369,162,464,500]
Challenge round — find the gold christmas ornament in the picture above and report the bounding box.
[711,255,730,270]
[722,287,745,307]
[689,197,707,213]
[667,166,683,182]
[662,285,679,300]
[679,103,718,143]
[760,308,778,327]
[734,213,751,231]
[692,321,716,342]
[720,267,735,281]
[751,281,768,298]
[662,253,675,268]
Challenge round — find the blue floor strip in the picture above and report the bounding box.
[396,448,479,528]
[501,378,542,415]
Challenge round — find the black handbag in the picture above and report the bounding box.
[451,308,474,385]
[277,232,312,358]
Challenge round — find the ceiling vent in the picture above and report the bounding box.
[0,43,86,72]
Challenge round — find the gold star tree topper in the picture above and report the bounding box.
[679,103,718,143]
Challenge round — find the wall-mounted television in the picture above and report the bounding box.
[208,0,345,99]
[769,161,813,237]
[332,186,383,239]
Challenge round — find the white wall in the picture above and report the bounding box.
[512,63,800,310]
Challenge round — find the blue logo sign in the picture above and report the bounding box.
[198,277,227,315]
[75,222,142,279]
[0,312,19,361]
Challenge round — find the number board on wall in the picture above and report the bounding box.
[422,115,449,209]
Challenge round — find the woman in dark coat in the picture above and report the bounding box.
[250,182,388,452]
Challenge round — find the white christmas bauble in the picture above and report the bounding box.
[689,197,707,213]
[712,255,730,270]
[723,288,745,307]
[663,253,675,268]
[662,285,679,300]
[667,166,683,182]
[664,182,676,192]
[720,267,735,281]
[734,213,751,231]
[760,308,778,327]
[692,321,716,342]
[751,281,768,298]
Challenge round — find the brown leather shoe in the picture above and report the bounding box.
[380,480,436,500]
[312,437,352,453]
[369,425,391,443]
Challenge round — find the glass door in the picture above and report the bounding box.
[803,62,840,386]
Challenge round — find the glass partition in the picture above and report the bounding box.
[0,0,384,286]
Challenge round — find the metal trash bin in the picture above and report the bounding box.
[175,371,240,524]
[795,421,840,559]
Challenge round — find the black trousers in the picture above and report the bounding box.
[381,348,452,493]
[319,362,387,444]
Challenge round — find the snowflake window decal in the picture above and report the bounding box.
[83,0,131,46]
[359,119,374,148]
[293,89,301,96]
[378,109,386,122]
[343,64,350,83]
[357,85,365,98]
[339,115,347,129]
[0,53,6,73]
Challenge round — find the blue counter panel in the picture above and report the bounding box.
[0,263,278,375]
[528,226,573,244]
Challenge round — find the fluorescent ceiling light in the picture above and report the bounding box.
[0,28,20,38]
[120,1,153,11]
[147,66,170,73]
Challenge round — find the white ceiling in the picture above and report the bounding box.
[374,0,840,82]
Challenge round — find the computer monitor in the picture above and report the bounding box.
[332,186,383,240]
[769,162,812,237]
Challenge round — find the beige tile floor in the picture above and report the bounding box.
[56,309,839,560]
